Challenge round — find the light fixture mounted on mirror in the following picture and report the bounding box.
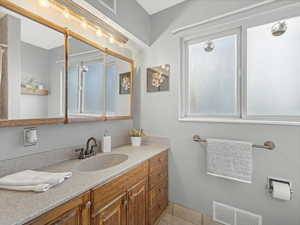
[271,21,287,36]
[37,0,127,46]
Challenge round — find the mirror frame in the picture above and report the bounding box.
[0,0,134,127]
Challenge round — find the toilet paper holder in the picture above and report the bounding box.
[266,177,293,200]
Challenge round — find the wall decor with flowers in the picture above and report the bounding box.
[147,64,170,92]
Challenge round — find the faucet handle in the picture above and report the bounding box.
[75,148,85,159]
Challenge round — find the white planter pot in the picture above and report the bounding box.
[131,137,142,146]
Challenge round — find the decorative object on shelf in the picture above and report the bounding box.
[21,75,48,96]
[129,128,146,146]
[119,72,131,94]
[271,21,287,36]
[147,64,170,92]
[204,41,215,52]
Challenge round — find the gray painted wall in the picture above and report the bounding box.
[0,120,132,161]
[141,0,300,224]
[85,0,151,45]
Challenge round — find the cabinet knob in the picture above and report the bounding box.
[85,201,91,209]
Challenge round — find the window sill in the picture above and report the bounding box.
[179,117,300,126]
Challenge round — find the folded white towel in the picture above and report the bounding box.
[0,184,52,192]
[0,170,72,186]
[206,139,253,183]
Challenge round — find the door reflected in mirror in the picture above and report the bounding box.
[106,54,132,117]
[0,7,65,120]
[67,37,105,119]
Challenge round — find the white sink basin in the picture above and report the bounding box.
[76,154,128,172]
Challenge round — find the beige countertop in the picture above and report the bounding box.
[0,143,169,225]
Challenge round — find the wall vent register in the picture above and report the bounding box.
[213,201,262,225]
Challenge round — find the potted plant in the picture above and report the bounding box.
[129,128,145,146]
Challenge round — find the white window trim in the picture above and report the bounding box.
[179,3,300,126]
[182,28,241,119]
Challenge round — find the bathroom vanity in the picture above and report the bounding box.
[0,144,169,225]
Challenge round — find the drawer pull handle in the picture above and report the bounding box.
[85,201,91,209]
[123,199,128,206]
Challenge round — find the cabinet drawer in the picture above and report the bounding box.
[149,180,168,209]
[92,161,148,213]
[149,151,168,174]
[149,165,168,190]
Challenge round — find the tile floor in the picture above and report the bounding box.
[158,213,195,225]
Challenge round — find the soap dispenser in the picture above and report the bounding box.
[101,129,111,153]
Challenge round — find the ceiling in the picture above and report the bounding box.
[136,0,186,15]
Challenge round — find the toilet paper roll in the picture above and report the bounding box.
[272,181,291,201]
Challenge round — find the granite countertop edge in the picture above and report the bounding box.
[0,143,170,225]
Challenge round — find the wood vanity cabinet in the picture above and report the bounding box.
[128,178,148,225]
[148,151,168,225]
[25,192,91,225]
[25,150,168,225]
[91,162,149,225]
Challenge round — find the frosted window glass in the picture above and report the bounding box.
[188,35,238,116]
[68,64,79,113]
[247,16,300,116]
[83,61,105,114]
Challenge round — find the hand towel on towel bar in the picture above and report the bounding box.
[206,139,253,183]
[0,170,72,190]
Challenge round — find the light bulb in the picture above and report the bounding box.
[81,18,87,29]
[39,0,50,8]
[271,21,287,36]
[109,36,115,44]
[204,41,215,52]
[63,8,70,19]
[118,42,125,48]
[96,28,103,37]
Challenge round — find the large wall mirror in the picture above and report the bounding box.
[0,2,134,127]
[67,35,106,122]
[0,6,65,125]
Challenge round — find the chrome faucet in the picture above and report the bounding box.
[76,137,98,159]
[86,137,97,156]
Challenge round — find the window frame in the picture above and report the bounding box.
[179,5,300,125]
[183,28,241,119]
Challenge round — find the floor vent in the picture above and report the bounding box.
[213,201,262,225]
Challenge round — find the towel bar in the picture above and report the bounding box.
[192,135,275,150]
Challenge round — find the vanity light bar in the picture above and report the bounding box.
[38,0,127,46]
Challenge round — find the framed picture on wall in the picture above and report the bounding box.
[147,64,170,92]
[119,72,131,95]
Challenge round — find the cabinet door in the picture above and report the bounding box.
[128,179,148,225]
[93,193,127,225]
[48,207,81,225]
[26,193,90,225]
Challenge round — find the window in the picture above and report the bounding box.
[186,31,239,117]
[68,60,105,116]
[180,14,300,124]
[247,16,300,118]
